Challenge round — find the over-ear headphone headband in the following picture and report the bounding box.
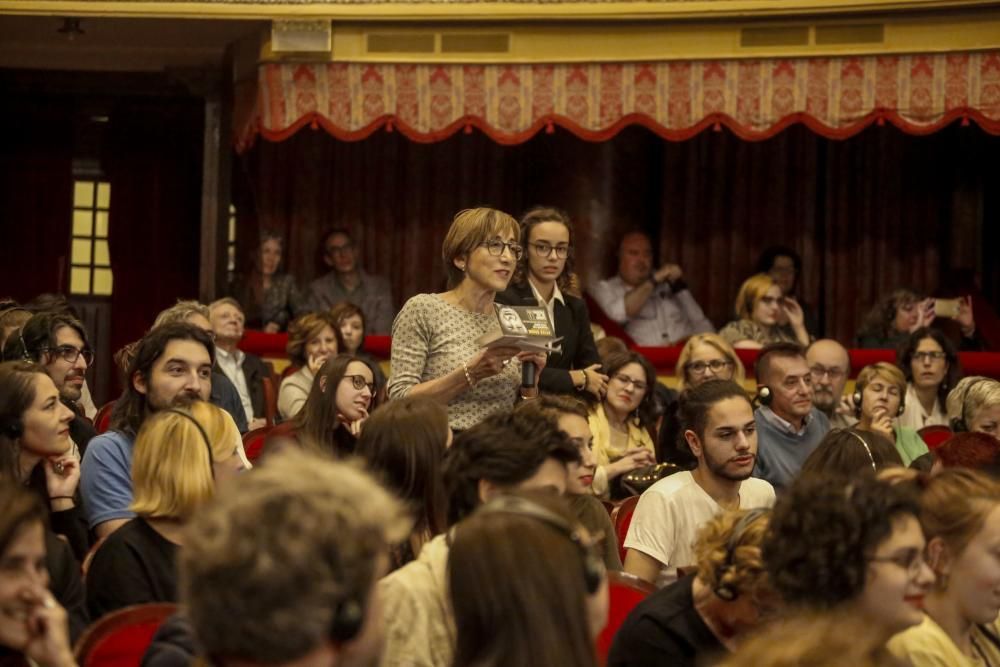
[714,508,770,602]
[163,408,215,479]
[847,430,877,472]
[477,496,604,594]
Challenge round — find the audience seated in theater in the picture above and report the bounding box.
[228,229,306,333]
[355,395,448,571]
[0,362,89,562]
[152,301,248,433]
[854,363,929,466]
[805,339,857,430]
[886,468,1000,666]
[306,227,396,334]
[590,231,714,346]
[947,376,1000,437]
[799,428,903,477]
[80,323,215,538]
[534,394,622,571]
[146,450,408,667]
[273,354,375,457]
[586,350,658,499]
[858,289,979,350]
[329,301,387,396]
[764,473,934,650]
[897,327,961,431]
[0,484,77,667]
[449,492,608,667]
[0,304,31,355]
[755,245,819,337]
[2,312,96,456]
[930,431,1000,477]
[609,509,776,667]
[660,334,745,467]
[208,298,269,430]
[719,274,810,350]
[495,206,607,398]
[387,208,545,431]
[377,406,579,667]
[85,401,245,620]
[752,343,830,489]
[277,311,341,420]
[624,380,775,586]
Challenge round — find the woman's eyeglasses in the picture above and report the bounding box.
[343,375,375,393]
[913,351,947,363]
[528,242,571,259]
[685,359,734,376]
[611,373,647,392]
[480,240,523,261]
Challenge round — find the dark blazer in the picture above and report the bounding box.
[496,282,602,394]
[241,352,271,419]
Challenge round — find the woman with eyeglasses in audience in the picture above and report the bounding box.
[355,395,448,571]
[660,334,745,467]
[272,354,377,458]
[229,230,306,333]
[387,208,545,431]
[0,362,87,562]
[496,207,607,399]
[448,492,607,667]
[587,350,658,499]
[764,473,935,652]
[277,312,342,420]
[854,363,929,466]
[609,509,776,667]
[897,328,961,431]
[719,274,809,350]
[329,301,387,400]
[947,376,1000,437]
[887,468,1000,666]
[85,401,247,620]
[0,483,75,667]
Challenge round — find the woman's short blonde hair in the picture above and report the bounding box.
[734,273,779,321]
[855,362,907,398]
[131,401,240,520]
[694,508,771,600]
[946,376,1000,426]
[441,208,519,289]
[675,334,746,391]
[286,312,341,367]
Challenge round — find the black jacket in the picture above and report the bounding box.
[240,352,271,420]
[496,283,602,394]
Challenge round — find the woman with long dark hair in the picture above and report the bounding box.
[897,327,961,430]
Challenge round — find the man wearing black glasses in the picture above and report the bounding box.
[805,339,857,430]
[3,311,97,451]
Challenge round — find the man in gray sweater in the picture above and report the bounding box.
[753,342,830,489]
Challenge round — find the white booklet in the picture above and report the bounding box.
[476,304,563,354]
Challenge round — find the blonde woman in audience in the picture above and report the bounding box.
[947,376,1000,436]
[608,509,776,667]
[85,401,247,620]
[387,208,545,431]
[277,311,341,420]
[887,468,1000,666]
[854,362,929,466]
[587,350,657,499]
[719,274,809,350]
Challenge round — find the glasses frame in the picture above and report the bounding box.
[343,374,375,394]
[684,359,735,376]
[611,372,648,393]
[912,351,947,363]
[41,345,94,367]
[527,242,571,259]
[809,365,847,381]
[480,240,524,261]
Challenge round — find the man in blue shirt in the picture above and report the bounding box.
[81,322,214,538]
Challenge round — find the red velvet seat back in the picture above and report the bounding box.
[74,603,177,667]
[595,571,656,665]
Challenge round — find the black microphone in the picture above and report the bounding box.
[522,359,535,389]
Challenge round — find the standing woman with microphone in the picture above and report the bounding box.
[497,207,608,399]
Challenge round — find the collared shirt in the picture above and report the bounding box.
[527,276,565,329]
[898,383,948,430]
[758,405,814,437]
[215,347,254,425]
[305,269,396,334]
[590,275,714,346]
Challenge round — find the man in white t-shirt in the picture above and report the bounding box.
[623,380,775,585]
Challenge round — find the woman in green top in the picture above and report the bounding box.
[853,362,929,466]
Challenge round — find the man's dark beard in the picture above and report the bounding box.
[170,392,201,408]
[812,387,837,414]
[704,450,755,482]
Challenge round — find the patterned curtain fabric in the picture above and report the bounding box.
[238,51,1000,150]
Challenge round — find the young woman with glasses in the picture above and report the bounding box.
[719,274,810,350]
[496,207,607,400]
[897,327,961,431]
[586,351,658,499]
[387,208,545,431]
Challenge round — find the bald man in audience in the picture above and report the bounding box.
[806,339,857,430]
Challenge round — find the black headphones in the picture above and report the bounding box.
[0,415,23,439]
[714,508,770,602]
[755,386,773,407]
[950,378,992,433]
[477,495,604,595]
[852,377,906,420]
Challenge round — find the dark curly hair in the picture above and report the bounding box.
[592,350,660,432]
[857,288,921,343]
[763,473,921,609]
[511,206,579,295]
[897,327,961,404]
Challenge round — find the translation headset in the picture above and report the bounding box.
[0,415,23,439]
[950,378,992,433]
[847,430,877,472]
[753,350,773,408]
[714,507,770,602]
[476,495,604,595]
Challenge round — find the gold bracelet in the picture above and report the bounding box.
[462,361,476,388]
